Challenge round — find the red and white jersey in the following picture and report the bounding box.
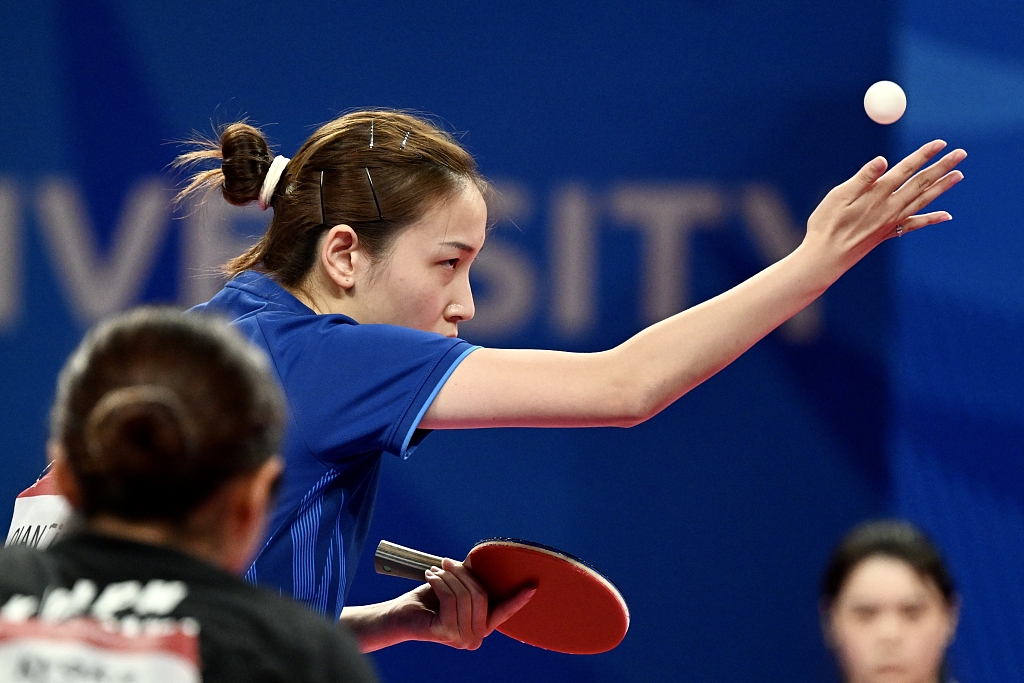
[0,616,201,683]
[6,470,72,549]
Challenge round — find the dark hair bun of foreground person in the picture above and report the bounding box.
[51,307,285,521]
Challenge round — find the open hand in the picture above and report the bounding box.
[805,140,966,270]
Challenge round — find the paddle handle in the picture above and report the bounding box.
[374,540,445,582]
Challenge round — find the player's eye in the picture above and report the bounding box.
[852,606,878,621]
[902,604,924,620]
[441,258,459,269]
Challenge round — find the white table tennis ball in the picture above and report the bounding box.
[864,81,907,125]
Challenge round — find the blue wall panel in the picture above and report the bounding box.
[4,1,1015,680]
[894,3,1024,680]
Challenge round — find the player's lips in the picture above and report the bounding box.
[874,664,907,676]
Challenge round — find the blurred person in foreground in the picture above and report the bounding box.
[821,520,959,683]
[0,308,378,683]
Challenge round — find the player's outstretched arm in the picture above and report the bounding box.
[340,558,535,653]
[421,140,966,430]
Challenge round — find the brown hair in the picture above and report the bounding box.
[175,110,489,286]
[821,519,956,607]
[51,307,285,521]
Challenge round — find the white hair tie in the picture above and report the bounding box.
[258,155,290,210]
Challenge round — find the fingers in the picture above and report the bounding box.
[890,211,953,238]
[487,584,537,631]
[424,558,490,650]
[893,165,965,220]
[891,147,965,200]
[851,156,889,189]
[422,559,538,650]
[443,558,490,641]
[876,140,948,194]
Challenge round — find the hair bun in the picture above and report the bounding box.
[220,123,274,206]
[84,385,195,478]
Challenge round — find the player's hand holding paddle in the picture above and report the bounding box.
[340,556,535,653]
[804,139,966,274]
[402,557,536,650]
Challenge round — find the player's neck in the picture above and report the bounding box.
[87,515,229,571]
[284,270,373,322]
[283,270,349,318]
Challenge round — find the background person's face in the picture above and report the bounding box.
[828,556,956,683]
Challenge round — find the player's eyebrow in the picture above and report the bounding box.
[439,240,476,252]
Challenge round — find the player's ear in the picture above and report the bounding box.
[320,225,365,291]
[49,442,83,509]
[943,595,960,646]
[248,456,283,520]
[818,601,837,649]
[222,456,283,573]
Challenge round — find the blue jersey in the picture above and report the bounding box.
[190,272,477,618]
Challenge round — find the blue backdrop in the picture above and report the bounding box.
[0,1,1019,681]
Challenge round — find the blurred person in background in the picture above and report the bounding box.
[821,520,959,683]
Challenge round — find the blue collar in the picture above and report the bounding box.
[227,271,362,327]
[225,271,316,315]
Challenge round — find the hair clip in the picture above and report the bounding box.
[318,170,327,227]
[365,167,384,222]
[319,168,385,226]
[369,120,375,149]
[258,155,290,210]
[401,130,411,149]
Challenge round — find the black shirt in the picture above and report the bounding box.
[0,531,379,683]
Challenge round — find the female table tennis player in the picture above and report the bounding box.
[821,521,959,683]
[0,308,379,682]
[177,109,965,650]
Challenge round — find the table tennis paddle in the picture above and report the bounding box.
[374,538,629,654]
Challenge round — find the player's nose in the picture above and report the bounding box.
[445,299,475,324]
[445,284,475,324]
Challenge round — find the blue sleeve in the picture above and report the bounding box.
[263,316,478,461]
